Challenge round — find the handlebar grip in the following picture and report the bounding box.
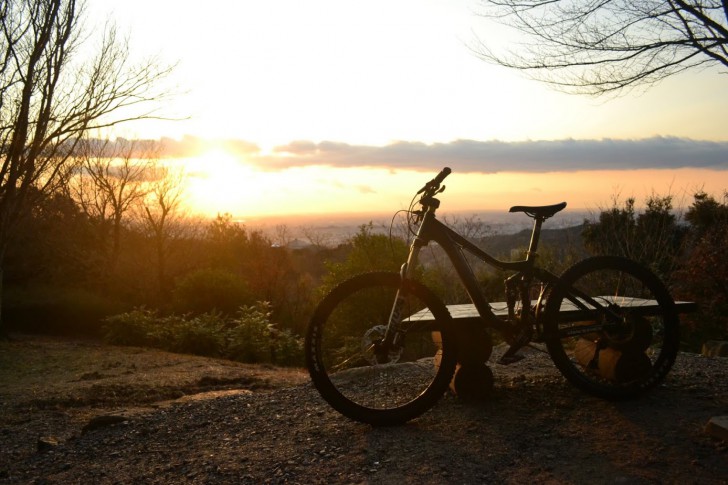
[417,167,452,194]
[433,167,451,185]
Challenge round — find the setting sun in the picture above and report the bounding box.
[184,149,263,215]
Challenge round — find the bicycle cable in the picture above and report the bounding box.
[388,209,411,260]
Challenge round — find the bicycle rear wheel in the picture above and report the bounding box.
[306,272,456,425]
[544,256,680,399]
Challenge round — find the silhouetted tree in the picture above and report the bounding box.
[582,194,685,281]
[0,0,172,333]
[5,188,93,286]
[137,166,186,297]
[674,190,728,347]
[684,190,728,237]
[475,0,728,94]
[69,139,153,281]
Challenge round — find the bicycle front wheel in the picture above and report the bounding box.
[544,256,680,399]
[306,272,456,426]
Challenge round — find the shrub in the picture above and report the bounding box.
[226,303,303,366]
[225,303,274,363]
[169,317,225,357]
[172,268,252,315]
[102,308,159,346]
[102,302,303,366]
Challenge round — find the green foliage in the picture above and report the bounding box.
[227,303,303,366]
[102,302,303,366]
[166,313,226,357]
[582,196,637,257]
[321,223,409,293]
[226,304,274,363]
[102,308,160,346]
[172,268,252,315]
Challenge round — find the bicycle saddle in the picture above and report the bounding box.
[509,201,567,219]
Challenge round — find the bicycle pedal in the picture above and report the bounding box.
[497,353,525,365]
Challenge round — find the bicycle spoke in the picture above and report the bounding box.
[306,272,456,425]
[546,256,679,399]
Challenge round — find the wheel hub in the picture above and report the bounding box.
[362,325,403,365]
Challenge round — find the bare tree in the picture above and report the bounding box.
[137,165,186,297]
[70,138,153,278]
[299,225,335,248]
[0,0,173,330]
[442,214,493,242]
[474,0,728,95]
[273,224,292,248]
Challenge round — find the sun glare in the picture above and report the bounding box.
[184,149,262,215]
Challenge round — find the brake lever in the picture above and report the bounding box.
[417,181,444,195]
[417,167,451,194]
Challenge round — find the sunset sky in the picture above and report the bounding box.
[90,0,728,218]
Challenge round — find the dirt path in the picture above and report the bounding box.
[1,336,726,483]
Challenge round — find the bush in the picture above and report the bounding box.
[225,304,273,363]
[103,309,226,356]
[227,303,303,366]
[172,268,252,315]
[102,308,159,346]
[169,317,225,357]
[101,302,303,366]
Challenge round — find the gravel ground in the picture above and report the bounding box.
[1,338,727,484]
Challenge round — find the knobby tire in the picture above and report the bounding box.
[305,272,457,425]
[544,256,680,399]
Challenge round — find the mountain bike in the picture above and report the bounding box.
[305,167,683,426]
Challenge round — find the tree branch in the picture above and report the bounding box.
[475,0,728,94]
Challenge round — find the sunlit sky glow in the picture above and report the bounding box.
[91,0,728,218]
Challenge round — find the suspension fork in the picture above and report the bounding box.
[382,236,425,348]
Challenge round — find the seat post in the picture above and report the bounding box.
[526,217,545,262]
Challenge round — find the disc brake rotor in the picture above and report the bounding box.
[362,325,403,365]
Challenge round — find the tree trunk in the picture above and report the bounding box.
[0,265,8,340]
[156,233,167,298]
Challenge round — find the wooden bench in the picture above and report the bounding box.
[412,298,698,325]
[416,298,697,399]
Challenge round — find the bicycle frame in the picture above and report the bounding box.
[395,197,631,345]
[401,201,556,337]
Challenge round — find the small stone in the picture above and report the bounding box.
[82,414,129,434]
[37,437,59,453]
[705,416,728,442]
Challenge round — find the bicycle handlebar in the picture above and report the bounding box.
[433,166,451,185]
[417,166,451,194]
